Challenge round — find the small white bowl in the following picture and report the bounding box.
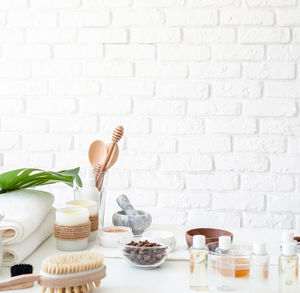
[142,230,176,252]
[99,226,132,248]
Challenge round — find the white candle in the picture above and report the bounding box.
[55,207,89,251]
[67,200,97,215]
[67,200,98,242]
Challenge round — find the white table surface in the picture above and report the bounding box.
[0,225,294,292]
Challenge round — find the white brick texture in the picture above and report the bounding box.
[0,1,298,229]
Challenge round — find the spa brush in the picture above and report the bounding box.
[0,252,106,292]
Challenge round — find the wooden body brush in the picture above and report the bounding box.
[0,252,106,292]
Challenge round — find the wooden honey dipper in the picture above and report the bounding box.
[92,126,124,191]
[93,164,103,192]
[100,125,124,173]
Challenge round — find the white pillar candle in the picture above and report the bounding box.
[55,207,89,251]
[67,200,98,242]
[67,200,97,215]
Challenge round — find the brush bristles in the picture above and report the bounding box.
[10,264,33,277]
[42,252,103,275]
[112,125,124,143]
[41,282,101,293]
[41,252,104,292]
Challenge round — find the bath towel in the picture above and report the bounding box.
[2,208,55,266]
[0,189,54,245]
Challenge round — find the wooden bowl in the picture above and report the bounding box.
[294,237,300,243]
[186,228,233,248]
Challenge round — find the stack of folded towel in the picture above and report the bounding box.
[0,189,55,266]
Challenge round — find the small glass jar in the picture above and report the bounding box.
[207,242,251,291]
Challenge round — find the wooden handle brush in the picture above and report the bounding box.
[0,252,106,292]
[100,125,124,173]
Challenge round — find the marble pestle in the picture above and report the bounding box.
[116,194,139,216]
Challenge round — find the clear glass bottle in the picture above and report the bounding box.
[216,236,232,254]
[279,243,299,293]
[215,236,234,291]
[250,242,269,293]
[74,167,108,228]
[189,235,209,291]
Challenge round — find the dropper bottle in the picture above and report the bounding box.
[189,235,209,291]
[279,243,299,293]
[250,242,269,293]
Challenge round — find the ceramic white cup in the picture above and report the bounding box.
[99,226,132,248]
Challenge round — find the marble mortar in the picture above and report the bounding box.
[112,194,152,236]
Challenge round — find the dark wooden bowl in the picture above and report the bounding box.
[186,228,233,248]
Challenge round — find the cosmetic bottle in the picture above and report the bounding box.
[279,243,299,293]
[250,242,269,293]
[280,231,295,252]
[215,236,234,291]
[189,235,209,291]
[216,236,232,254]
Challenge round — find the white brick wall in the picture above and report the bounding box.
[0,0,299,229]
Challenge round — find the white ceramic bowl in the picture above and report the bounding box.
[141,230,176,252]
[99,226,132,248]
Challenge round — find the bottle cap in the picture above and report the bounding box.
[218,236,231,250]
[282,243,296,256]
[192,235,206,249]
[253,242,267,255]
[281,231,294,243]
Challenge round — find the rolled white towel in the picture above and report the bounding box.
[0,189,54,245]
[2,208,55,266]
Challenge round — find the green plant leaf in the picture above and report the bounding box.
[0,167,82,194]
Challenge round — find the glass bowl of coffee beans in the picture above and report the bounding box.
[120,239,168,269]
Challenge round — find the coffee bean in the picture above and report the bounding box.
[123,240,167,266]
